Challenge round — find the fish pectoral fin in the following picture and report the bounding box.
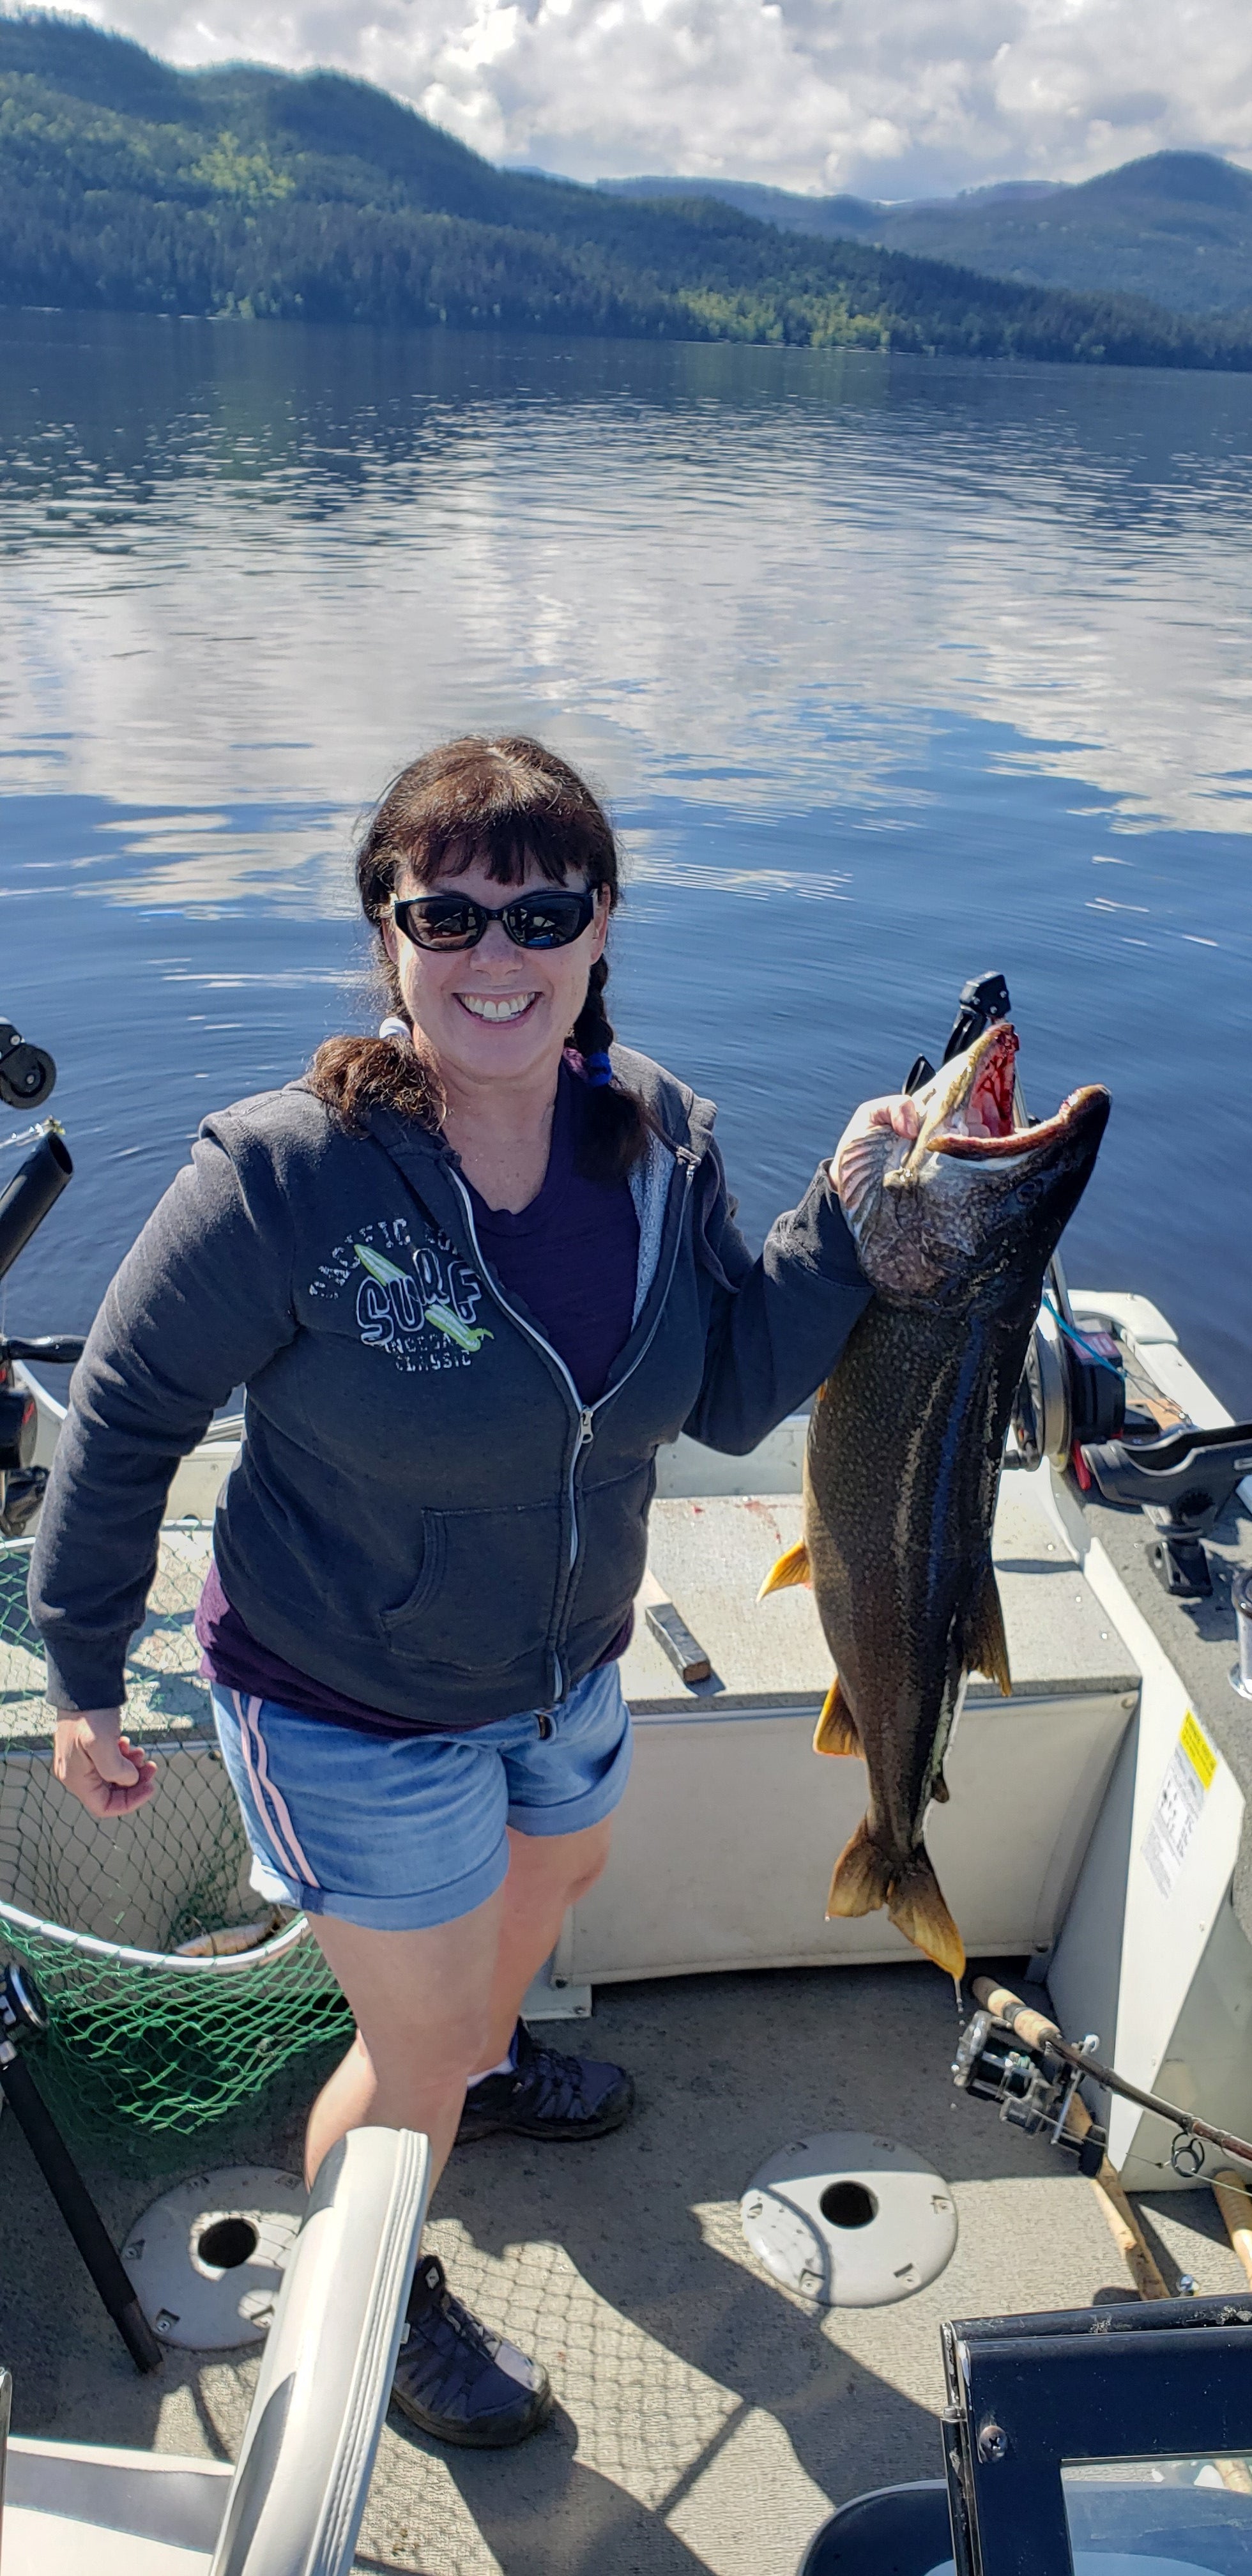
[825,1816,891,1919]
[757,1539,811,1600]
[887,1849,966,1981]
[930,1771,950,1805]
[965,1559,1012,1698]
[813,1675,862,1758]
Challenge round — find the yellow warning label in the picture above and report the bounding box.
[1180,1710,1218,1791]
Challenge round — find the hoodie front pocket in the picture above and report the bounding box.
[379,1512,447,1631]
[378,1501,560,1675]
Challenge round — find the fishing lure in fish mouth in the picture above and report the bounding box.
[760,1023,1110,1981]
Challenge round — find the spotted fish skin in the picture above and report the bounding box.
[763,1023,1110,1978]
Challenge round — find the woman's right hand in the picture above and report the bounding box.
[52,1710,157,1817]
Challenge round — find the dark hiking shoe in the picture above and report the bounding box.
[392,2255,553,2448]
[456,2019,635,2143]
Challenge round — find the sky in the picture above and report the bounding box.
[62,0,1252,197]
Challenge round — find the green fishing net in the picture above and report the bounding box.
[0,1529,353,2164]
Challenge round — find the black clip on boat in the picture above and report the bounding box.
[1081,1419,1252,1599]
[902,967,1014,1099]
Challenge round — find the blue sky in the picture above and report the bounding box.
[67,0,1252,194]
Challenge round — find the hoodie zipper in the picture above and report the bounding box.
[448,1155,696,1701]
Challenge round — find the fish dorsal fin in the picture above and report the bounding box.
[965,1559,1011,1698]
[813,1673,862,1758]
[758,1540,811,1600]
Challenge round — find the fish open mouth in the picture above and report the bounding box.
[929,1023,1104,1161]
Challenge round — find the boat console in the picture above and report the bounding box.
[802,2292,1252,2576]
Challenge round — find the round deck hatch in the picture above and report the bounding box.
[740,2131,956,2306]
[123,2166,305,2348]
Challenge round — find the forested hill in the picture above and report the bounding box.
[4,13,1252,369]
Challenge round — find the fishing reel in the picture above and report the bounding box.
[0,1020,56,1113]
[952,2009,1108,2177]
[1011,1298,1125,1470]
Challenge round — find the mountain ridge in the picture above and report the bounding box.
[602,152,1252,316]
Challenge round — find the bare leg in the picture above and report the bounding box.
[304,1887,503,2188]
[303,1820,611,2189]
[477,1817,612,2068]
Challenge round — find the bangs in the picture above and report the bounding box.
[408,809,611,891]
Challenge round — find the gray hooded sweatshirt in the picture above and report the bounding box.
[29,1045,871,1731]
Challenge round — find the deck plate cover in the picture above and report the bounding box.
[123,2165,305,2349]
[740,2131,957,2306]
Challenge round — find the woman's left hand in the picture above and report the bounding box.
[829,1094,921,1211]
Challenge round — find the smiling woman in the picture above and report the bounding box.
[29,729,912,2454]
[306,737,653,1196]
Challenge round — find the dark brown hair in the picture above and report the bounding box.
[307,736,653,1181]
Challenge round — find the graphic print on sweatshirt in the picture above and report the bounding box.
[310,1218,492,1373]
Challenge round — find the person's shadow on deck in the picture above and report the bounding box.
[408,1965,978,2576]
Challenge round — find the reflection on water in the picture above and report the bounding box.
[2,312,1249,1407]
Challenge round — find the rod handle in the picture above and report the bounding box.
[972,1975,1062,2053]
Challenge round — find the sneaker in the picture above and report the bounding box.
[392,2255,553,2448]
[456,2019,636,2144]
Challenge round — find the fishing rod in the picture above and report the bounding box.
[954,1976,1252,2181]
[0,1015,81,1536]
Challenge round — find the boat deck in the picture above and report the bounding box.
[2,1958,1246,2576]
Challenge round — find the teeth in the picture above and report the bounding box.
[457,993,537,1022]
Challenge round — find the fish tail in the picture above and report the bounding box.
[825,1820,966,1980]
[758,1540,811,1600]
[825,1816,893,1919]
[887,1849,966,1980]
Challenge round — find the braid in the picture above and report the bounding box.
[572,956,615,1086]
[570,955,655,1184]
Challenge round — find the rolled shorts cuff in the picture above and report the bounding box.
[507,1698,634,1837]
[243,1843,512,1933]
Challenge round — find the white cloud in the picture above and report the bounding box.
[60,0,1252,194]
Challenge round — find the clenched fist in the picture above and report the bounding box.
[52,1709,158,1818]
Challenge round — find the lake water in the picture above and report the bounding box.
[1,310,1249,1411]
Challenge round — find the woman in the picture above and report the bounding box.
[32,735,917,2448]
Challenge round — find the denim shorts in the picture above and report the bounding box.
[210,1664,632,1932]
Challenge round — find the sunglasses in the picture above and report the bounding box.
[391,889,597,953]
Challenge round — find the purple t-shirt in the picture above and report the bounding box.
[195,1065,641,1733]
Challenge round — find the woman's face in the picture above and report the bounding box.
[382,849,611,1098]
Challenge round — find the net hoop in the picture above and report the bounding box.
[1,1520,352,2154]
[0,1889,310,1975]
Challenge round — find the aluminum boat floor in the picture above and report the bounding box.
[1,1965,1248,2576]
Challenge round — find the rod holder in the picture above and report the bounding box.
[0,1130,73,1286]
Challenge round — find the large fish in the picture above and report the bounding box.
[760,1023,1110,1980]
